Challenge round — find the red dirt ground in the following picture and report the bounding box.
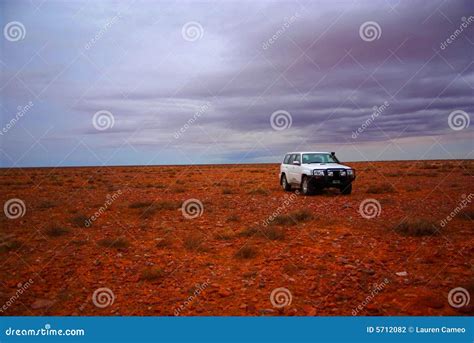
[1,160,473,316]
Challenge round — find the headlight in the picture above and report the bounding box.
[313,170,325,176]
[340,170,346,176]
[347,169,354,176]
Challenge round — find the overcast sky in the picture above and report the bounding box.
[0,0,473,167]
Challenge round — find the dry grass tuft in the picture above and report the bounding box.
[235,245,258,259]
[393,219,439,236]
[366,183,396,194]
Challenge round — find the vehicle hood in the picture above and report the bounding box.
[302,163,352,170]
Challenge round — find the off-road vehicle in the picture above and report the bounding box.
[279,152,356,195]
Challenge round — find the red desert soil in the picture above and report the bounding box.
[0,160,473,316]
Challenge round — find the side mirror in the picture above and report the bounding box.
[293,160,300,165]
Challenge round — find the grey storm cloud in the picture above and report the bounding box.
[0,0,473,167]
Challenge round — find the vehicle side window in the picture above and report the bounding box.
[293,154,301,164]
[283,154,291,164]
[287,154,295,164]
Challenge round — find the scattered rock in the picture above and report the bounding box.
[396,271,408,277]
[31,299,55,309]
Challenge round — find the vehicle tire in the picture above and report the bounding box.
[281,175,291,192]
[341,183,352,195]
[301,176,314,195]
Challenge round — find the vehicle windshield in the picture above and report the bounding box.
[302,153,339,164]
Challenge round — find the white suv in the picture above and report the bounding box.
[279,152,356,195]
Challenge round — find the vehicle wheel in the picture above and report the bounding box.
[281,175,291,192]
[301,176,314,195]
[341,183,352,195]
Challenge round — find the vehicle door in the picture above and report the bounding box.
[291,153,302,185]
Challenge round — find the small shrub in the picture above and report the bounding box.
[291,209,313,222]
[272,209,313,226]
[140,267,165,281]
[393,219,439,236]
[262,226,285,240]
[0,240,21,253]
[98,237,130,249]
[239,226,259,237]
[214,228,234,240]
[46,226,70,237]
[226,214,241,222]
[235,245,258,259]
[129,201,153,209]
[172,187,186,193]
[460,209,474,221]
[155,236,173,248]
[71,214,89,228]
[366,183,396,194]
[184,233,205,251]
[248,188,270,195]
[37,200,57,209]
[222,188,235,195]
